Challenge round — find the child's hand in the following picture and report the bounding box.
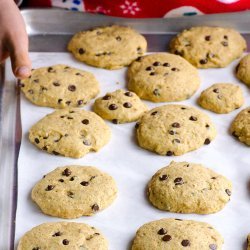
[0,0,31,78]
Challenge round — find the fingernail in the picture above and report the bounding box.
[16,66,31,77]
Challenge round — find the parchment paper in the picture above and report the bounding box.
[15,52,250,250]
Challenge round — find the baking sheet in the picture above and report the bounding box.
[15,52,250,250]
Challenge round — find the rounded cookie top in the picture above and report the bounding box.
[128,53,200,102]
[20,64,100,108]
[169,26,246,68]
[131,218,224,250]
[236,54,250,85]
[17,222,108,250]
[68,25,147,69]
[29,108,111,158]
[136,104,216,156]
[32,166,118,218]
[148,161,232,214]
[198,83,244,114]
[230,107,250,146]
[93,89,148,124]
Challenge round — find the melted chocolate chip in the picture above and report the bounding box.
[34,138,40,144]
[77,100,83,105]
[150,72,156,76]
[58,99,63,104]
[33,79,39,83]
[158,228,167,235]
[136,56,142,62]
[189,116,197,121]
[151,111,158,116]
[172,122,180,128]
[125,91,133,97]
[112,119,118,124]
[153,61,161,66]
[135,122,140,129]
[68,85,76,91]
[79,48,85,54]
[204,138,211,145]
[232,131,238,138]
[163,62,170,67]
[109,104,118,110]
[171,68,179,72]
[58,179,64,182]
[225,189,231,196]
[46,185,55,191]
[82,119,89,125]
[174,177,183,185]
[137,47,142,53]
[92,204,99,212]
[162,235,172,241]
[83,139,91,146]
[166,151,174,156]
[80,181,89,186]
[116,36,121,41]
[48,67,54,73]
[181,240,190,247]
[200,59,208,65]
[206,124,210,128]
[53,232,62,237]
[66,101,71,105]
[123,102,132,108]
[159,175,168,181]
[153,89,160,96]
[174,50,183,56]
[42,146,48,151]
[53,82,60,87]
[205,35,211,41]
[62,239,69,245]
[32,248,40,250]
[103,95,111,100]
[28,89,34,94]
[67,191,74,198]
[213,88,219,93]
[209,244,217,250]
[62,168,71,177]
[169,130,175,135]
[146,66,153,71]
[221,41,228,47]
[224,35,228,40]
[52,151,60,155]
[172,139,180,143]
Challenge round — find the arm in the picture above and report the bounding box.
[0,0,31,78]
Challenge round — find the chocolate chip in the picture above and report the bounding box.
[67,117,73,120]
[159,175,168,181]
[83,139,91,146]
[153,61,161,66]
[150,72,155,76]
[209,244,217,250]
[213,88,219,93]
[204,138,211,145]
[76,72,83,76]
[225,189,231,196]
[205,35,211,41]
[135,122,140,129]
[171,68,179,71]
[52,151,60,155]
[189,116,197,121]
[79,48,85,54]
[136,56,142,62]
[62,168,71,177]
[124,91,133,97]
[169,130,175,135]
[137,47,142,53]
[67,191,74,198]
[112,119,119,124]
[58,179,64,182]
[58,99,63,104]
[151,111,158,116]
[116,36,121,41]
[28,89,34,94]
[48,67,54,73]
[42,146,48,151]
[66,101,71,105]
[92,204,99,212]
[69,111,75,114]
[33,79,39,83]
[174,177,183,185]
[211,177,217,180]
[53,82,60,87]
[123,102,132,108]
[82,119,89,125]
[166,151,174,156]
[46,185,55,191]
[232,131,238,138]
[53,232,62,237]
[181,240,190,247]
[62,239,69,245]
[77,100,83,105]
[158,228,167,235]
[221,41,228,46]
[206,124,210,128]
[200,59,208,65]
[172,139,180,143]
[174,50,183,56]
[162,235,172,241]
[153,89,160,96]
[181,107,186,110]
[70,177,75,181]
[224,35,228,40]
[109,104,118,110]
[68,85,76,91]
[80,181,89,186]
[163,62,170,67]
[103,95,111,100]
[172,122,180,128]
[34,138,40,144]
[32,248,40,250]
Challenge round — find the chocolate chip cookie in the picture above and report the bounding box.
[19,64,99,108]
[230,107,250,145]
[198,83,244,114]
[170,26,246,68]
[236,54,250,86]
[128,53,200,102]
[32,166,118,218]
[148,161,232,214]
[136,104,216,156]
[29,108,111,158]
[131,218,224,250]
[68,25,147,69]
[17,222,108,250]
[93,89,148,124]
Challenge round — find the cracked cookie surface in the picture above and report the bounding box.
[20,64,100,108]
[29,108,111,158]
[128,53,200,102]
[148,161,232,214]
[131,218,223,250]
[32,166,118,218]
[136,104,216,156]
[93,89,148,124]
[68,25,147,69]
[170,26,246,68]
[17,222,108,250]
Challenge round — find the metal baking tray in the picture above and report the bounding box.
[1,9,250,250]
